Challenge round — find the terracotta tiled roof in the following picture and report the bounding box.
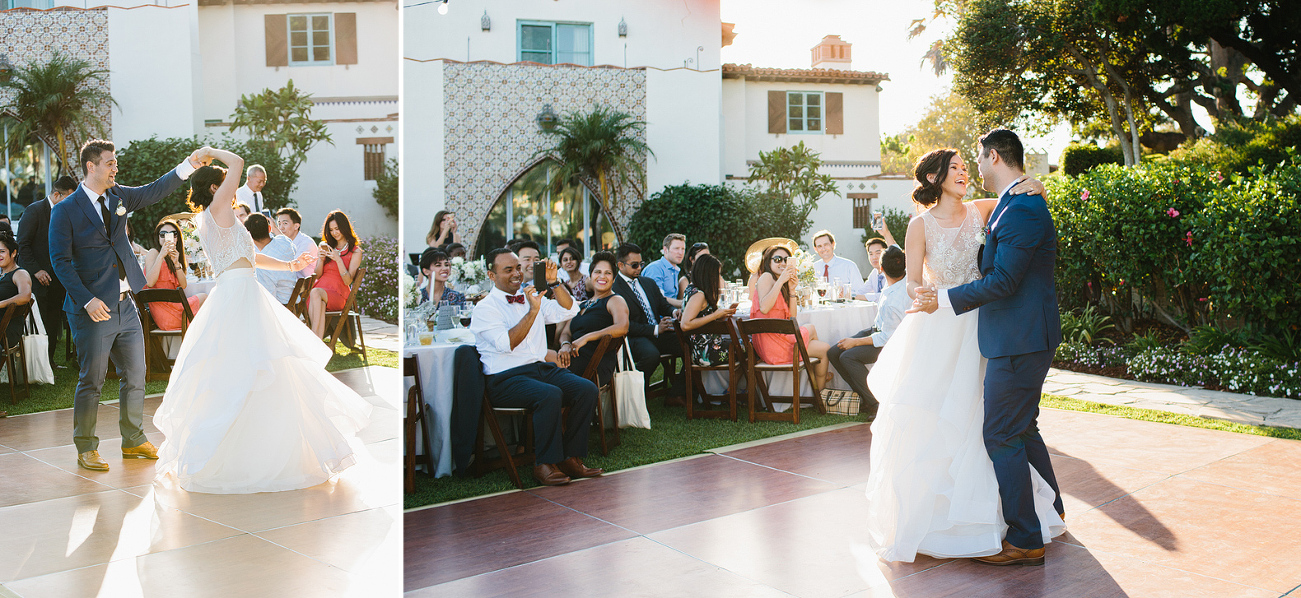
[721,63,889,85]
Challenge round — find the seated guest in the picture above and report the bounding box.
[508,239,542,283]
[427,210,461,248]
[828,245,908,420]
[640,233,686,307]
[420,248,465,306]
[0,215,11,237]
[308,210,363,338]
[470,248,601,486]
[556,238,589,275]
[677,242,710,300]
[856,238,890,300]
[811,230,863,287]
[557,246,589,301]
[557,251,628,384]
[0,233,32,348]
[680,254,737,367]
[246,213,298,304]
[611,242,684,403]
[276,207,319,278]
[749,241,832,392]
[443,242,467,260]
[234,202,253,224]
[143,220,206,330]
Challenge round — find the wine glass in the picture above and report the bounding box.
[459,306,473,329]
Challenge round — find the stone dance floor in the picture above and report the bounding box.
[407,407,1301,597]
[0,365,401,598]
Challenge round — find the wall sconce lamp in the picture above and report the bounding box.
[618,17,627,37]
[481,10,491,31]
[536,104,558,130]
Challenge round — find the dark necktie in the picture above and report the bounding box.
[876,274,883,293]
[254,192,262,213]
[99,197,126,282]
[632,279,655,325]
[506,294,525,305]
[824,264,830,279]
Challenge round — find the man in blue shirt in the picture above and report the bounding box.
[826,245,908,421]
[638,233,685,307]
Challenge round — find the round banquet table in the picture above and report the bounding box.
[703,300,878,400]
[404,331,474,478]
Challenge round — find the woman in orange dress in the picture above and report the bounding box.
[308,210,363,338]
[143,220,206,330]
[749,243,833,392]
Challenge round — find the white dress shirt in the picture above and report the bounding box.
[235,185,264,214]
[283,231,319,278]
[854,268,887,298]
[471,285,579,375]
[817,255,864,288]
[255,236,299,303]
[938,179,1018,311]
[870,278,910,347]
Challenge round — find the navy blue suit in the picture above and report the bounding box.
[947,190,1064,550]
[50,169,186,453]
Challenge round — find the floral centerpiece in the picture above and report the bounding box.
[447,256,489,294]
[401,271,421,309]
[176,217,209,278]
[789,248,819,286]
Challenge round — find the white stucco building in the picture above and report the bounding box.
[408,1,912,274]
[0,0,397,238]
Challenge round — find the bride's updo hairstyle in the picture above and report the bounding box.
[186,165,228,212]
[911,148,958,208]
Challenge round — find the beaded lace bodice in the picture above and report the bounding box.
[197,208,258,276]
[921,202,983,290]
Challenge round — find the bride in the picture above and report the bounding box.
[863,148,1064,561]
[153,147,372,494]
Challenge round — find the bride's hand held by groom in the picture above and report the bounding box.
[906,285,939,315]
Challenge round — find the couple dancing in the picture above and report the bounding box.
[863,129,1066,566]
[55,140,370,494]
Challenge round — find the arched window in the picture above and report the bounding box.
[475,161,617,259]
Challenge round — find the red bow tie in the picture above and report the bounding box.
[506,294,525,304]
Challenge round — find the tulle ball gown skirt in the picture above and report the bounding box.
[864,307,1063,562]
[154,267,373,494]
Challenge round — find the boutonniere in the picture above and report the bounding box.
[978,226,988,245]
[115,205,127,217]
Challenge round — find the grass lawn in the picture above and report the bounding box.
[1042,393,1301,441]
[2,344,396,417]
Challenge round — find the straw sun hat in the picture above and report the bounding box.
[744,237,799,274]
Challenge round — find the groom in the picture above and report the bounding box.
[914,128,1064,565]
[50,139,203,472]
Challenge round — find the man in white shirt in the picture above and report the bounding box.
[812,230,864,289]
[855,238,890,300]
[275,207,318,278]
[470,248,602,486]
[246,214,298,304]
[826,245,909,421]
[235,203,253,224]
[235,164,268,215]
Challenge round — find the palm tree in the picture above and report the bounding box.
[0,52,116,178]
[531,105,654,211]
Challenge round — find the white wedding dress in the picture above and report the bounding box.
[864,202,1064,562]
[153,208,372,494]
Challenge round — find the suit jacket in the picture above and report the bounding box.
[49,170,185,313]
[17,197,60,290]
[947,192,1063,358]
[612,274,673,338]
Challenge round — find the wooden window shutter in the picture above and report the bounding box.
[265,14,288,67]
[768,90,787,134]
[335,13,358,65]
[826,92,844,135]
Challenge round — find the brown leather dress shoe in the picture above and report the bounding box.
[556,457,604,479]
[78,450,110,472]
[533,463,571,486]
[974,540,1045,566]
[122,441,159,460]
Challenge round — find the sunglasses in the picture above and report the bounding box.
[623,261,644,268]
[159,231,177,238]
[691,243,709,251]
[769,256,789,264]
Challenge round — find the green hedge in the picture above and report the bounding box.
[114,135,296,250]
[627,184,809,279]
[1167,115,1301,176]
[1060,144,1124,176]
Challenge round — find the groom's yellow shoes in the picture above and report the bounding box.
[122,441,160,460]
[973,540,1045,566]
[78,451,110,471]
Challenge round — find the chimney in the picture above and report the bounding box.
[811,35,851,70]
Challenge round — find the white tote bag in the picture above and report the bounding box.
[23,301,55,385]
[613,338,651,429]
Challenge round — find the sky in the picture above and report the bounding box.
[720,0,1073,163]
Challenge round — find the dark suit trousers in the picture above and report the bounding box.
[825,328,881,408]
[449,345,485,475]
[628,333,683,396]
[983,349,1063,550]
[33,279,66,361]
[486,362,598,465]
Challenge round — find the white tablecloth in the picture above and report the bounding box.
[704,301,879,399]
[404,338,468,478]
[184,278,215,298]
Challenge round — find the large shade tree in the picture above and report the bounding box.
[0,52,116,178]
[531,104,653,212]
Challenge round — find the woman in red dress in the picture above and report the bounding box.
[749,242,833,393]
[308,210,363,338]
[143,220,206,330]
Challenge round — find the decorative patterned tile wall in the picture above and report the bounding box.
[0,9,114,143]
[442,61,647,252]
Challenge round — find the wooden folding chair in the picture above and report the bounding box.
[285,275,316,318]
[675,317,744,421]
[403,356,435,494]
[737,317,827,424]
[323,268,367,363]
[133,289,196,382]
[574,334,621,455]
[471,389,535,489]
[0,303,31,404]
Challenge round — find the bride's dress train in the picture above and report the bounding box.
[153,209,372,494]
[864,202,1063,562]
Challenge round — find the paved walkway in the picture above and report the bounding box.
[1043,368,1301,429]
[360,315,400,353]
